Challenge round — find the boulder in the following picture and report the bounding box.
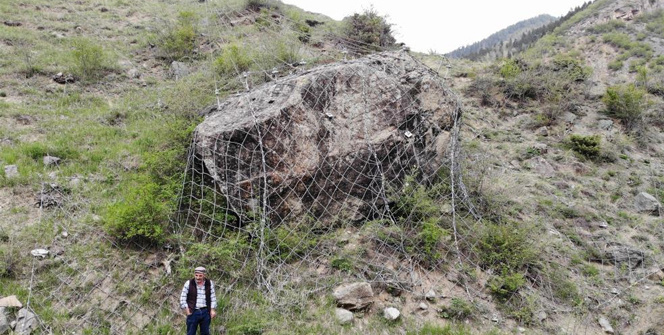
[333,282,374,311]
[598,316,614,334]
[635,192,661,214]
[43,156,60,166]
[525,156,555,178]
[15,308,37,335]
[170,61,190,80]
[602,244,645,269]
[193,51,457,225]
[334,308,353,325]
[424,289,437,301]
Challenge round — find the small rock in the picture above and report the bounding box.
[31,249,49,258]
[3,21,22,27]
[50,31,65,39]
[100,7,108,12]
[598,119,613,130]
[648,269,664,282]
[0,295,23,308]
[383,307,400,321]
[127,68,140,79]
[535,126,549,137]
[15,308,38,335]
[563,112,578,123]
[610,288,619,295]
[4,165,19,179]
[61,231,69,238]
[491,314,499,322]
[335,308,353,325]
[532,142,548,154]
[170,61,190,80]
[43,155,61,166]
[333,282,374,311]
[537,311,547,322]
[598,316,614,334]
[598,221,609,229]
[52,72,75,84]
[425,289,437,301]
[517,327,526,334]
[0,307,8,334]
[418,302,428,310]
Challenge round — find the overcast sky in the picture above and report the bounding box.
[282,0,591,53]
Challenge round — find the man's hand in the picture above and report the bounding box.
[184,307,191,316]
[210,309,217,319]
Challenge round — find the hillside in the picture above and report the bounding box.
[447,14,557,60]
[2,0,664,334]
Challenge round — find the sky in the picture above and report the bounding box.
[282,0,592,54]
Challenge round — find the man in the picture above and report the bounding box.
[180,266,217,335]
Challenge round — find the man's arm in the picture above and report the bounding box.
[179,281,191,315]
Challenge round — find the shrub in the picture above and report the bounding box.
[71,38,107,80]
[499,58,522,79]
[601,84,646,128]
[439,298,475,320]
[214,44,253,76]
[488,271,526,302]
[104,179,172,243]
[608,60,624,71]
[587,20,626,34]
[567,134,601,159]
[160,11,198,61]
[552,54,592,81]
[474,221,538,274]
[342,8,395,54]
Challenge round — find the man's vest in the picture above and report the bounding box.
[186,278,212,311]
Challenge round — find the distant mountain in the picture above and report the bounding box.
[447,14,556,59]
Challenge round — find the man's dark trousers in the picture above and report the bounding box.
[186,308,211,335]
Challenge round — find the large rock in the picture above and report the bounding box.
[194,51,457,224]
[334,308,353,325]
[603,244,645,269]
[635,192,661,214]
[333,282,374,311]
[0,296,22,308]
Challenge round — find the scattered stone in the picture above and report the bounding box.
[424,289,437,301]
[127,68,140,79]
[61,231,69,238]
[35,183,65,208]
[537,311,547,322]
[3,21,22,27]
[598,119,613,130]
[491,314,499,322]
[30,249,49,258]
[50,31,65,39]
[598,221,609,229]
[610,288,619,295]
[635,192,661,215]
[598,316,614,334]
[418,302,428,310]
[535,126,549,137]
[532,142,548,154]
[603,245,645,269]
[648,269,664,282]
[333,282,374,311]
[525,156,555,178]
[170,61,190,80]
[43,155,61,166]
[563,112,578,123]
[4,165,19,179]
[517,327,526,334]
[334,308,353,325]
[0,307,8,334]
[383,307,400,321]
[0,296,22,308]
[100,7,108,12]
[15,308,38,335]
[52,72,75,84]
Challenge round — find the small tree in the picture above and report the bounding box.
[601,84,646,129]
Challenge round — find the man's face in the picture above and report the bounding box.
[195,272,205,283]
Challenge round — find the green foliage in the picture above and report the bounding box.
[498,58,522,79]
[407,324,471,335]
[552,53,592,81]
[603,32,634,50]
[265,224,318,262]
[587,20,626,34]
[160,11,198,61]
[475,221,537,273]
[567,134,601,159]
[601,84,646,128]
[215,43,253,76]
[439,298,475,320]
[343,8,396,54]
[330,257,353,272]
[608,59,623,71]
[178,239,253,281]
[70,38,108,80]
[226,310,266,335]
[104,178,171,243]
[0,244,21,278]
[489,272,526,302]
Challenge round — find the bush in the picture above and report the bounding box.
[474,221,538,275]
[488,271,526,302]
[601,84,646,128]
[71,38,107,80]
[567,134,601,159]
[160,11,198,61]
[608,60,624,71]
[214,44,253,76]
[439,298,475,320]
[104,179,172,243]
[499,58,522,79]
[552,54,592,81]
[342,8,395,54]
